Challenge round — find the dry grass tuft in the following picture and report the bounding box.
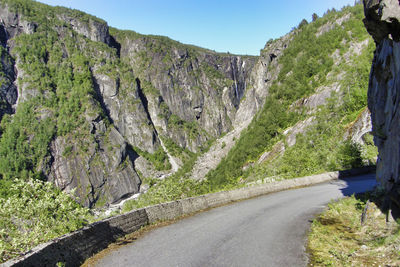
[308,193,400,266]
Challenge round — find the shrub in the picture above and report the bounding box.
[0,179,92,263]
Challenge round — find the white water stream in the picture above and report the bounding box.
[159,138,179,172]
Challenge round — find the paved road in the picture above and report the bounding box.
[94,174,376,267]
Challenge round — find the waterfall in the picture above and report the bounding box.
[231,58,239,99]
[234,79,239,99]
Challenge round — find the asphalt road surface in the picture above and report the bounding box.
[94,174,376,267]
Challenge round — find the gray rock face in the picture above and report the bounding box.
[234,33,293,128]
[0,5,31,119]
[117,35,256,151]
[0,5,37,42]
[364,0,400,207]
[344,108,372,145]
[49,124,141,208]
[364,0,400,43]
[190,34,293,180]
[57,13,110,44]
[0,47,17,119]
[92,71,159,154]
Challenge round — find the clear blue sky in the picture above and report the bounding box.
[37,0,358,55]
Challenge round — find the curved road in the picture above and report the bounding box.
[94,174,376,267]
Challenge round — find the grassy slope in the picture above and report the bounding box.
[248,41,376,182]
[206,4,377,188]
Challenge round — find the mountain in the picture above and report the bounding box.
[0,0,257,208]
[0,0,380,262]
[0,0,375,210]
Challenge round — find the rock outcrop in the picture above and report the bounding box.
[49,126,141,208]
[363,0,400,208]
[0,46,16,119]
[57,11,110,45]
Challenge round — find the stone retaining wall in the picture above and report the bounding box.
[2,166,375,267]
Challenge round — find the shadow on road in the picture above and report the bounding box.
[338,174,377,197]
[336,166,399,221]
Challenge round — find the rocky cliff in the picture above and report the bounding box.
[0,0,256,207]
[0,0,377,208]
[363,0,400,209]
[190,32,294,180]
[112,30,256,152]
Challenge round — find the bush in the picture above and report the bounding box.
[0,179,92,263]
[134,146,172,171]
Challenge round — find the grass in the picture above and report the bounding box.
[308,191,400,266]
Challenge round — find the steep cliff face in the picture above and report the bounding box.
[0,0,256,207]
[363,0,400,208]
[113,30,256,152]
[0,1,149,208]
[234,33,293,128]
[0,6,25,120]
[50,126,141,207]
[0,46,16,119]
[190,32,294,180]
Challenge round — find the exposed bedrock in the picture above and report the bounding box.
[364,0,400,210]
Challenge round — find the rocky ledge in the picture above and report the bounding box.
[363,0,400,210]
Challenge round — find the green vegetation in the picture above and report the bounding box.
[206,97,298,187]
[122,151,208,212]
[247,27,376,181]
[167,114,205,142]
[308,193,400,266]
[161,136,194,162]
[0,179,92,263]
[134,146,172,171]
[122,175,208,212]
[206,4,375,188]
[0,101,55,182]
